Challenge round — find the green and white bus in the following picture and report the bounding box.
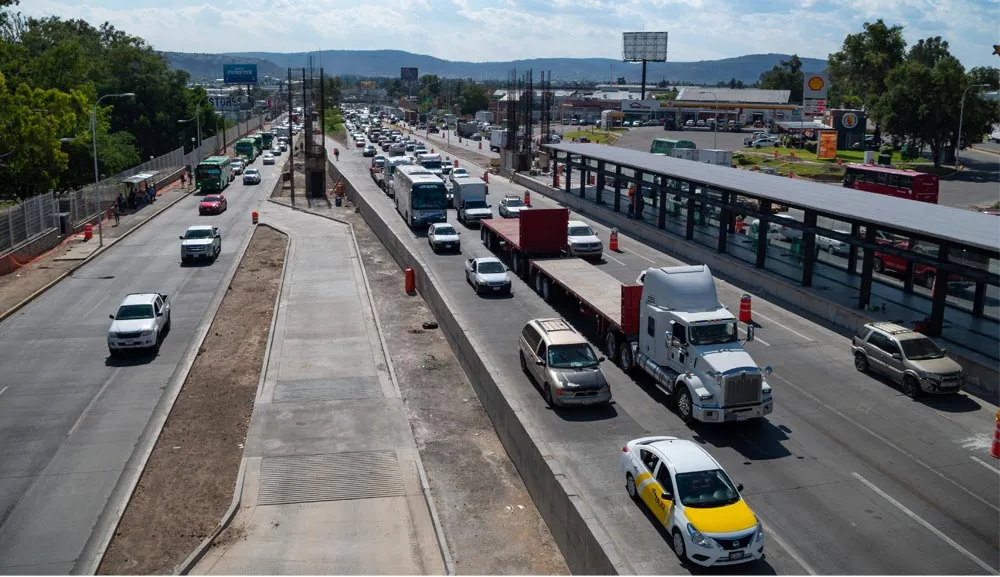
[195,156,232,192]
[261,131,274,149]
[251,133,263,155]
[650,138,696,156]
[235,138,257,162]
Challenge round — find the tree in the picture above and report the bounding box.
[616,76,627,84]
[957,66,1000,147]
[759,54,804,103]
[459,83,489,115]
[827,19,906,111]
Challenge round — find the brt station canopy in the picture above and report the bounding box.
[542,142,1000,359]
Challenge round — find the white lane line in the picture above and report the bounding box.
[737,326,771,346]
[752,310,814,342]
[771,374,1000,514]
[82,293,111,319]
[851,472,999,575]
[603,252,627,267]
[0,386,7,397]
[971,455,1000,475]
[757,517,817,575]
[67,370,118,438]
[620,247,657,264]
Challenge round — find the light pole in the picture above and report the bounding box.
[698,90,719,149]
[91,92,134,247]
[956,83,989,166]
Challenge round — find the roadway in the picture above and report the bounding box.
[345,130,1000,575]
[0,147,284,572]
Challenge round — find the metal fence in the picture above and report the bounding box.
[0,115,265,254]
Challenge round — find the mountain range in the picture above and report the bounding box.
[161,50,828,85]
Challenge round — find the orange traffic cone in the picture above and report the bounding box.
[609,228,619,251]
[991,411,1000,459]
[524,190,531,206]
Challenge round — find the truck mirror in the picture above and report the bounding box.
[109,314,115,320]
[746,324,755,342]
[597,356,606,363]
[178,235,184,240]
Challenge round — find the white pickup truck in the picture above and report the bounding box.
[107,292,172,356]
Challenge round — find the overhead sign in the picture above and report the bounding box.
[622,99,671,111]
[208,95,247,110]
[223,64,258,84]
[400,67,418,81]
[622,31,669,62]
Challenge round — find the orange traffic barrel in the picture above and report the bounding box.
[739,294,752,324]
[252,211,259,225]
[404,268,415,294]
[83,223,93,241]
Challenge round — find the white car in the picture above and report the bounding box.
[243,168,261,185]
[262,152,275,165]
[271,146,282,155]
[465,257,511,295]
[179,224,221,263]
[620,436,763,567]
[230,159,245,175]
[816,232,849,255]
[427,222,461,253]
[566,220,603,259]
[449,167,469,184]
[769,213,802,242]
[498,195,525,218]
[750,136,779,148]
[107,292,172,356]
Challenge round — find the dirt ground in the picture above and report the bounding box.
[97,225,287,575]
[0,241,79,317]
[340,201,569,575]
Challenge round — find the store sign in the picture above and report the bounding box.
[841,112,859,129]
[208,95,246,110]
[817,130,838,160]
[803,72,829,99]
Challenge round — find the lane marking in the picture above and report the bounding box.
[971,455,1000,475]
[620,247,657,264]
[82,293,111,319]
[851,472,999,575]
[67,369,118,438]
[603,252,627,267]
[757,516,818,575]
[771,374,1000,514]
[737,326,771,346]
[752,310,814,342]
[0,386,7,397]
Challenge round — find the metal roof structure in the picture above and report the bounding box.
[676,87,791,104]
[544,142,1000,254]
[776,120,833,130]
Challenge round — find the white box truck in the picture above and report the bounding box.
[452,176,492,226]
[700,149,733,167]
[672,147,700,162]
[475,110,494,124]
[489,129,508,152]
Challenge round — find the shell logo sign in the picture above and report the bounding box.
[841,112,859,129]
[807,76,825,92]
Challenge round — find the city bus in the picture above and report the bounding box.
[393,165,447,228]
[250,133,263,156]
[235,138,257,163]
[195,156,232,192]
[842,163,939,204]
[650,138,696,156]
[261,131,274,149]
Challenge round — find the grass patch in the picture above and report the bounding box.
[562,130,619,145]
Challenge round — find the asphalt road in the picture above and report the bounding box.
[343,134,1000,575]
[0,150,284,573]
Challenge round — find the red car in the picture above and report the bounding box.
[873,241,970,289]
[199,194,227,215]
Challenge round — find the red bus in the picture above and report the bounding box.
[842,163,939,204]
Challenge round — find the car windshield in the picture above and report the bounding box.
[245,170,258,176]
[504,198,524,207]
[465,200,488,209]
[203,196,220,203]
[115,304,155,320]
[900,336,945,360]
[412,183,447,210]
[675,469,740,508]
[547,344,599,369]
[434,226,457,236]
[689,322,738,345]
[568,225,594,236]
[184,229,214,239]
[421,160,442,170]
[476,261,504,274]
[452,169,468,177]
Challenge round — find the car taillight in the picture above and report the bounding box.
[622,445,628,453]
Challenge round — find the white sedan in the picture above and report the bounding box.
[464,257,511,295]
[262,152,275,165]
[620,436,763,567]
[427,223,461,253]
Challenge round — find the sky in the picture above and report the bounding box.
[18,0,1000,69]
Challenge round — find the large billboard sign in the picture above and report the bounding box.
[360,80,376,89]
[208,95,247,111]
[400,67,419,81]
[622,32,669,62]
[223,64,258,84]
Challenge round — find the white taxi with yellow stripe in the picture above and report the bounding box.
[620,436,764,566]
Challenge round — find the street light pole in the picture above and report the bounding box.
[91,92,134,247]
[698,90,719,149]
[956,83,989,166]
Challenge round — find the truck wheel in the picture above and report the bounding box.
[618,342,635,374]
[512,254,523,277]
[534,274,544,295]
[676,386,694,424]
[854,353,868,373]
[542,278,552,302]
[902,375,922,399]
[605,332,619,361]
[873,258,884,273]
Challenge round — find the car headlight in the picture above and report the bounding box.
[141,329,155,336]
[687,523,713,548]
[755,522,764,542]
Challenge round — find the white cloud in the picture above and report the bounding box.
[15,0,998,69]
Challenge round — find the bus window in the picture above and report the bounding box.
[899,175,912,189]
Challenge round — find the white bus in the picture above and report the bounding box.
[384,156,414,198]
[417,153,444,178]
[394,165,448,228]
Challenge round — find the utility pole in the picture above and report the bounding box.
[288,68,295,205]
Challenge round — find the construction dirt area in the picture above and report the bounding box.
[272,156,569,573]
[97,225,287,575]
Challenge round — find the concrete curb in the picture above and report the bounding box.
[75,199,267,576]
[265,197,457,575]
[969,145,1000,156]
[0,187,195,324]
[174,222,291,575]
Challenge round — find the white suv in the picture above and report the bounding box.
[107,293,171,356]
[179,224,221,263]
[566,220,603,259]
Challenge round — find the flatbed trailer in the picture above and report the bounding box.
[480,208,569,278]
[528,259,642,353]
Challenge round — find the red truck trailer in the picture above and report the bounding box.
[480,208,569,278]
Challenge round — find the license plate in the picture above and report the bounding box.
[734,413,749,421]
[729,551,745,560]
[124,341,135,346]
[492,286,501,291]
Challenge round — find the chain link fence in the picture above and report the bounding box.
[0,115,266,254]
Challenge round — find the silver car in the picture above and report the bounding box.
[465,257,511,295]
[517,317,611,407]
[851,322,964,398]
[428,222,461,253]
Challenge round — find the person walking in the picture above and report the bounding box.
[112,201,120,226]
[180,171,186,188]
[148,182,156,204]
[334,147,339,161]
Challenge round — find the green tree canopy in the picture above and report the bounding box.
[758,55,804,103]
[827,19,906,110]
[459,83,489,115]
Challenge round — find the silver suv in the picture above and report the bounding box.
[517,318,611,407]
[851,322,964,398]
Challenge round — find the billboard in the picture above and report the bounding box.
[400,67,418,81]
[622,32,668,62]
[803,72,829,99]
[223,64,258,84]
[817,130,838,160]
[360,80,376,89]
[208,95,247,111]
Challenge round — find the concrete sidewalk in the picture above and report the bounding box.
[192,202,447,575]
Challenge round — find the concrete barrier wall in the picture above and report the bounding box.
[514,173,999,400]
[0,228,61,276]
[328,158,623,575]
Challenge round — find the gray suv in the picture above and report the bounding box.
[851,322,964,398]
[518,318,612,407]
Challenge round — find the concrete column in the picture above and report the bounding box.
[756,200,771,269]
[613,165,621,213]
[858,226,877,309]
[596,160,606,205]
[685,196,696,240]
[801,211,817,287]
[848,222,860,275]
[928,241,950,337]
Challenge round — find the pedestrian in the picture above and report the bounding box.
[334,148,339,161]
[148,182,156,204]
[112,202,120,226]
[180,171,186,188]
